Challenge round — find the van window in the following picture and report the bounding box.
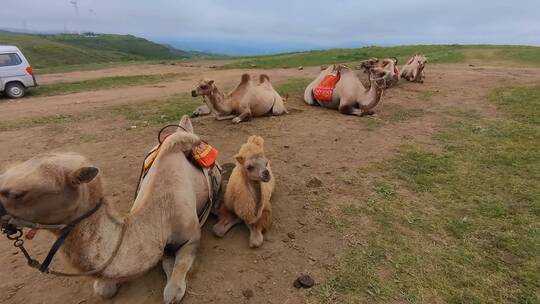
[0,53,23,67]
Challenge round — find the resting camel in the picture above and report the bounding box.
[191,74,287,123]
[304,64,392,116]
[0,116,221,304]
[213,135,274,248]
[357,57,400,87]
[401,53,427,83]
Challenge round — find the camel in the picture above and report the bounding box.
[191,74,288,123]
[213,136,274,248]
[357,57,400,87]
[304,64,392,116]
[0,115,221,304]
[401,53,427,83]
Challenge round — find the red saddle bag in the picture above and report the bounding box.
[313,72,340,102]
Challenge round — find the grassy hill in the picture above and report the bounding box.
[0,31,199,72]
[224,44,540,69]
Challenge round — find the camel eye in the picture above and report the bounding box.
[200,85,209,90]
[247,165,254,171]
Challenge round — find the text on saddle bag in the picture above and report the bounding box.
[313,71,340,102]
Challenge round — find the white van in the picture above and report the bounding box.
[0,45,37,98]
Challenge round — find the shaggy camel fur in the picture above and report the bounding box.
[401,53,427,83]
[358,57,400,87]
[0,116,221,304]
[213,136,274,248]
[304,64,392,116]
[191,74,287,123]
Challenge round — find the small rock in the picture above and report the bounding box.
[283,145,290,148]
[242,289,254,299]
[122,155,127,159]
[294,274,315,289]
[306,176,323,188]
[209,65,218,69]
[298,66,304,70]
[287,232,296,239]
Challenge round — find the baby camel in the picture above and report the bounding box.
[213,136,274,248]
[191,74,287,123]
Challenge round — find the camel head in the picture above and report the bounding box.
[0,153,102,226]
[235,136,271,183]
[369,67,392,89]
[416,54,428,67]
[357,58,380,73]
[191,79,215,97]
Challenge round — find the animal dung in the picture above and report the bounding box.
[293,274,315,289]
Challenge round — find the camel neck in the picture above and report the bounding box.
[208,87,232,114]
[61,198,164,279]
[358,82,383,111]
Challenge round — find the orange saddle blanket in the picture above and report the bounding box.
[143,140,218,178]
[313,72,340,102]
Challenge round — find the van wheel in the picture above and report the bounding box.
[5,82,25,98]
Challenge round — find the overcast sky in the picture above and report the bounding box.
[1,0,539,54]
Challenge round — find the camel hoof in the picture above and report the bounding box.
[232,117,242,124]
[249,231,264,248]
[212,223,227,238]
[163,281,186,304]
[93,280,119,299]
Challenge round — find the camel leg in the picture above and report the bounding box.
[339,104,364,117]
[232,111,252,124]
[163,238,200,304]
[247,208,272,248]
[213,205,242,237]
[93,279,119,299]
[162,255,175,280]
[215,114,236,121]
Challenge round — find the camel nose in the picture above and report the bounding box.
[191,90,197,97]
[261,170,270,182]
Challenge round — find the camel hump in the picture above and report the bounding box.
[247,135,264,147]
[259,74,270,83]
[240,74,251,84]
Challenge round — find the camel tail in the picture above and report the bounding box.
[259,74,270,83]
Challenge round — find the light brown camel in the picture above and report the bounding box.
[304,64,392,116]
[191,74,287,123]
[401,53,427,83]
[357,57,400,87]
[0,116,221,304]
[213,135,274,248]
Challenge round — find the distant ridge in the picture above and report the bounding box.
[0,30,213,71]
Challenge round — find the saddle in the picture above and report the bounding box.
[138,134,221,227]
[313,71,340,102]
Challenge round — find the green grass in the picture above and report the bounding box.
[29,73,183,97]
[274,77,312,95]
[312,85,540,303]
[0,31,199,73]
[112,94,199,126]
[224,45,540,69]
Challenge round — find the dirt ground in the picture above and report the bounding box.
[0,62,539,304]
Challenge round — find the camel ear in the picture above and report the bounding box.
[208,80,214,86]
[71,167,99,185]
[178,115,194,133]
[235,154,245,164]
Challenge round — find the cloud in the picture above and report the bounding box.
[1,0,539,54]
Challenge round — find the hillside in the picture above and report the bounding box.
[224,44,540,69]
[0,31,198,72]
